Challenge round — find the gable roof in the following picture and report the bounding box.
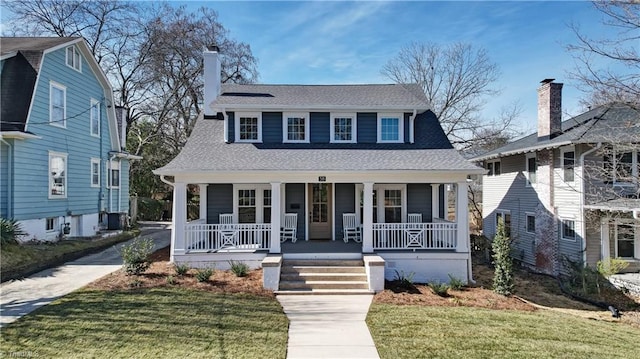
[155,111,482,175]
[471,103,640,161]
[212,83,430,111]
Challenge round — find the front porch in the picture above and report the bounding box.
[167,175,473,288]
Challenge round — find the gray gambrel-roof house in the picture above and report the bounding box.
[473,80,639,275]
[155,47,484,293]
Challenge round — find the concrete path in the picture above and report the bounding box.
[277,295,380,359]
[0,224,171,327]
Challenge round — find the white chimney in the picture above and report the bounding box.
[537,79,563,141]
[203,45,221,117]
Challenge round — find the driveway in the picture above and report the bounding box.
[0,224,171,327]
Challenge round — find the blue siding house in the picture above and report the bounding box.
[0,37,140,241]
[155,47,484,292]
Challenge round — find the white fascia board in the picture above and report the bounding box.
[0,51,18,61]
[471,140,574,162]
[154,169,478,184]
[217,104,430,112]
[0,131,42,139]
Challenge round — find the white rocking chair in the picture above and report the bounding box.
[342,213,361,243]
[281,213,298,243]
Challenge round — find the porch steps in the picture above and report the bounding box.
[277,259,373,295]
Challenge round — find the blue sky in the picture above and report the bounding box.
[181,0,617,135]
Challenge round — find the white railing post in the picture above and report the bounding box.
[432,184,440,219]
[171,181,187,261]
[198,184,208,221]
[270,182,282,253]
[456,181,469,252]
[363,182,374,253]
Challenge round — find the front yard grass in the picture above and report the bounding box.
[367,303,639,359]
[1,230,139,282]
[0,288,288,359]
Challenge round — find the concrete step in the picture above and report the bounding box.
[281,266,366,274]
[279,280,369,290]
[276,289,374,295]
[282,259,364,267]
[280,272,368,281]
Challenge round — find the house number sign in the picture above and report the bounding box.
[318,176,326,182]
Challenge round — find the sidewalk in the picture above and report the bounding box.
[277,295,380,359]
[0,224,171,327]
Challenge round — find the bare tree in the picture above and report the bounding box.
[381,42,515,149]
[567,1,640,107]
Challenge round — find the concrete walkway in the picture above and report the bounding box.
[277,295,380,359]
[0,224,171,327]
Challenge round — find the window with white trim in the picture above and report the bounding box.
[526,213,535,233]
[330,113,356,143]
[605,147,638,184]
[234,185,271,224]
[108,160,120,188]
[91,158,100,187]
[526,153,537,186]
[235,112,261,142]
[615,222,637,258]
[46,217,56,232]
[263,189,272,223]
[562,148,575,182]
[384,189,402,223]
[377,113,403,143]
[90,99,100,137]
[561,219,576,241]
[50,82,66,128]
[66,45,81,71]
[487,160,501,176]
[49,152,67,198]
[238,189,256,223]
[283,113,309,143]
[495,210,511,237]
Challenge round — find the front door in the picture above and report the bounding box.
[308,183,332,239]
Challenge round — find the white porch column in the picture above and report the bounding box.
[362,182,374,253]
[270,182,282,253]
[456,181,469,252]
[601,218,610,260]
[171,182,187,261]
[432,184,440,220]
[198,184,208,220]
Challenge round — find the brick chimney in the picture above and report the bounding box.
[203,45,221,117]
[537,79,563,141]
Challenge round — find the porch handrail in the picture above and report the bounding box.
[185,223,271,252]
[372,222,457,250]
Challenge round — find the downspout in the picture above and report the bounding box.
[579,142,602,265]
[160,175,175,187]
[221,108,229,143]
[409,109,417,144]
[109,153,117,213]
[1,138,12,218]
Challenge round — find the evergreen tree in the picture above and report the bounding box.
[492,217,514,295]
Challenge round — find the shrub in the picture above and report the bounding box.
[166,275,176,285]
[195,267,214,282]
[492,217,514,296]
[596,258,629,277]
[174,263,190,276]
[429,282,450,297]
[448,274,465,290]
[137,197,164,221]
[1,218,25,245]
[119,237,154,275]
[229,260,249,277]
[393,270,415,289]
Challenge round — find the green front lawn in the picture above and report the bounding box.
[367,303,639,359]
[0,288,289,358]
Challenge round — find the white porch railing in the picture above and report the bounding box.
[372,222,457,250]
[184,223,271,252]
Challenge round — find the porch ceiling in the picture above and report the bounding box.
[585,198,640,212]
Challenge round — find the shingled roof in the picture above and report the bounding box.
[1,37,80,132]
[155,110,481,175]
[472,103,640,161]
[213,83,430,110]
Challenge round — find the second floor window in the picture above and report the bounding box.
[331,113,356,143]
[237,113,262,142]
[90,99,100,136]
[563,150,575,182]
[66,45,81,71]
[605,148,638,184]
[487,161,501,176]
[378,114,403,143]
[527,155,537,185]
[50,82,66,127]
[284,113,308,143]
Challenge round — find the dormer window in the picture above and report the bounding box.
[283,112,309,143]
[235,112,262,142]
[377,113,403,143]
[65,46,81,72]
[330,113,356,143]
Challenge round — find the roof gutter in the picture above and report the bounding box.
[579,142,602,266]
[472,140,574,162]
[0,131,41,140]
[111,151,143,161]
[160,175,174,188]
